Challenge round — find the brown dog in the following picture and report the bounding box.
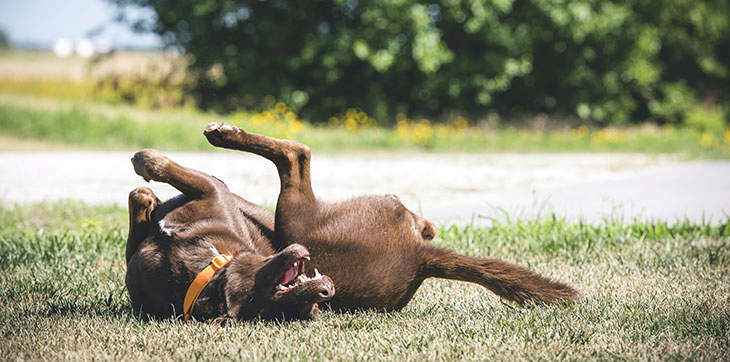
[125,124,578,321]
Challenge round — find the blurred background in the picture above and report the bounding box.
[0,0,728,222]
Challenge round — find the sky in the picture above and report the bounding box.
[0,0,161,49]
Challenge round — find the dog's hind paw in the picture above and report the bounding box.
[204,122,246,148]
[131,149,169,182]
[204,122,221,133]
[204,122,240,134]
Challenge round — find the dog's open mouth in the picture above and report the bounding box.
[274,256,325,293]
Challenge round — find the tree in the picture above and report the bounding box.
[0,28,9,49]
[111,0,729,125]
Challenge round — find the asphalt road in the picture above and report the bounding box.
[1,151,727,224]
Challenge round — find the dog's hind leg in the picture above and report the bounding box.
[126,187,159,263]
[203,123,316,247]
[420,245,580,306]
[131,149,224,199]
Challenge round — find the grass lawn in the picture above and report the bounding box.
[1,93,729,157]
[1,201,728,359]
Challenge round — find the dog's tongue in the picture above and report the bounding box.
[282,264,298,285]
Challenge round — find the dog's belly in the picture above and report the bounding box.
[278,195,429,311]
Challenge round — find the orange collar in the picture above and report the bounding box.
[183,253,233,321]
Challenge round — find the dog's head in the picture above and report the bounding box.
[226,244,334,320]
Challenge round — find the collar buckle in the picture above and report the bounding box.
[211,254,233,270]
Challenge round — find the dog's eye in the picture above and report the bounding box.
[421,227,435,240]
[417,219,436,240]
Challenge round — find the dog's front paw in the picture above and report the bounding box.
[211,316,235,326]
[128,187,158,224]
[204,122,246,148]
[129,187,157,209]
[131,149,169,182]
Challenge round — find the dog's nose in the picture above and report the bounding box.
[318,288,331,299]
[317,277,335,300]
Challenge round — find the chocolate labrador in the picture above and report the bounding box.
[125,123,578,321]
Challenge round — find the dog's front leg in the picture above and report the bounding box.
[126,187,159,263]
[210,316,235,326]
[131,149,224,199]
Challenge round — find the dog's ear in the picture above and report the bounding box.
[223,253,266,320]
[417,218,436,240]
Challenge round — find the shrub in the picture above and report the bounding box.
[110,0,730,125]
[0,28,8,49]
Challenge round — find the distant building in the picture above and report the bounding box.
[52,38,73,57]
[53,37,112,58]
[75,39,94,58]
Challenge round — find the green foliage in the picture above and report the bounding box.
[0,101,211,151]
[2,96,730,156]
[111,0,730,125]
[438,216,730,257]
[0,28,8,49]
[0,200,126,233]
[685,104,727,135]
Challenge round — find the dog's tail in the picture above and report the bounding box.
[420,245,579,306]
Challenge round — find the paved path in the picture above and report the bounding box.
[0,151,727,224]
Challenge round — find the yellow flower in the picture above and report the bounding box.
[285,111,297,122]
[395,119,412,138]
[326,108,379,132]
[591,128,619,144]
[345,118,358,132]
[412,119,435,147]
[700,133,715,148]
[346,108,358,119]
[289,120,304,134]
[451,117,469,130]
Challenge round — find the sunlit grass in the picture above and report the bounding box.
[1,49,728,156]
[1,94,728,157]
[0,77,93,100]
[0,49,189,109]
[0,201,728,359]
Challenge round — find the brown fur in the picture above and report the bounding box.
[125,124,579,321]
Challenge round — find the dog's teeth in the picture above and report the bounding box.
[293,261,298,268]
[314,268,321,279]
[304,256,310,260]
[275,284,286,291]
[297,274,307,283]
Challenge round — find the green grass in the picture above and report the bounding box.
[1,201,728,359]
[1,93,729,156]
